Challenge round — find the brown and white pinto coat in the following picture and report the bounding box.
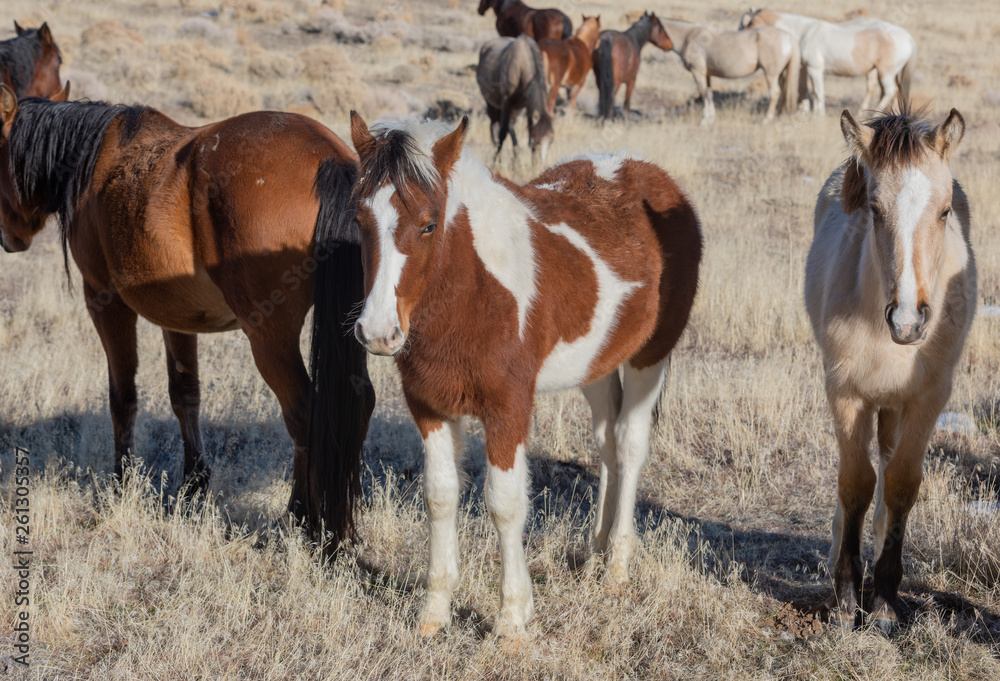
[350,115,702,637]
[806,106,975,629]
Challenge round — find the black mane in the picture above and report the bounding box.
[8,98,149,277]
[0,29,44,96]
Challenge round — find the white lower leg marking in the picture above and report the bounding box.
[418,419,465,633]
[582,373,623,554]
[485,445,533,634]
[605,360,667,581]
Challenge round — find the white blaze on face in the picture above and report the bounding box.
[358,185,407,341]
[893,166,931,324]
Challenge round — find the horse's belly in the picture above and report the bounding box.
[116,270,239,333]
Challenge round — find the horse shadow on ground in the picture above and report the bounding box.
[3,408,998,649]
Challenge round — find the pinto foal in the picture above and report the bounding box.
[349,114,702,636]
[806,105,975,629]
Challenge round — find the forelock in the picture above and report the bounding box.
[860,102,937,172]
[356,118,449,202]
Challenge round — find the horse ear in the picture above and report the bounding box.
[431,116,469,181]
[350,110,376,160]
[38,23,53,46]
[13,21,24,35]
[840,109,872,160]
[934,108,965,161]
[52,80,71,102]
[0,84,18,129]
[841,160,868,215]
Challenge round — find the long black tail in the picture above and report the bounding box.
[596,35,615,120]
[560,13,572,40]
[305,158,375,555]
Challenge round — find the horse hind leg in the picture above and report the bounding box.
[827,394,876,629]
[601,359,668,583]
[164,330,210,492]
[860,69,879,110]
[416,415,466,637]
[763,67,781,122]
[581,372,624,557]
[85,285,140,484]
[874,71,899,111]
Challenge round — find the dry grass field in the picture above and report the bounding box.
[1,0,999,678]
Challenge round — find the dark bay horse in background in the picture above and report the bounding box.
[349,113,702,637]
[0,86,373,551]
[593,12,673,122]
[539,14,601,120]
[806,104,974,629]
[0,22,65,99]
[477,35,554,164]
[478,0,571,41]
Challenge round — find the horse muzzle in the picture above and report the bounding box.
[354,320,406,356]
[885,302,929,345]
[0,231,29,253]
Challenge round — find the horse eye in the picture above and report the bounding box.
[940,208,951,220]
[353,219,362,230]
[422,222,436,235]
[869,203,881,217]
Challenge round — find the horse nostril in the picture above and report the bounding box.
[918,303,930,326]
[354,323,367,346]
[884,303,898,326]
[390,326,404,345]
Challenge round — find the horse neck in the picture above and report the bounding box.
[0,32,42,96]
[624,17,653,49]
[498,0,525,16]
[772,12,816,37]
[574,23,600,49]
[659,19,698,50]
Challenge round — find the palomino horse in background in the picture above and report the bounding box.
[592,12,673,123]
[0,22,65,99]
[806,104,974,629]
[740,9,916,115]
[660,18,799,124]
[349,113,702,637]
[0,86,374,552]
[538,14,601,119]
[477,35,554,165]
[478,0,571,41]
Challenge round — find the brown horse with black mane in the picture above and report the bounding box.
[538,14,601,119]
[0,22,66,99]
[478,0,571,41]
[0,85,373,551]
[592,12,673,122]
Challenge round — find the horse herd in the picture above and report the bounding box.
[476,1,918,161]
[0,9,976,639]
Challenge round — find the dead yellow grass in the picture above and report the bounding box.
[0,0,999,678]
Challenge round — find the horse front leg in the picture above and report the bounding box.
[566,83,582,122]
[163,330,210,492]
[483,404,533,638]
[413,410,466,637]
[763,68,780,122]
[692,69,714,125]
[860,69,879,110]
[827,392,876,629]
[874,71,899,112]
[85,284,139,483]
[871,395,943,630]
[807,65,826,115]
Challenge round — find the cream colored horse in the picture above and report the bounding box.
[660,19,799,124]
[806,105,975,630]
[741,9,916,115]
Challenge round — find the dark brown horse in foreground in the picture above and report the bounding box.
[539,15,601,119]
[478,0,571,41]
[0,85,373,550]
[593,12,673,122]
[0,22,65,99]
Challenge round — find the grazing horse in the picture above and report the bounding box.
[0,87,374,551]
[538,15,601,119]
[592,12,673,122]
[478,0,571,41]
[477,35,554,165]
[740,9,916,115]
[805,104,974,629]
[0,22,65,99]
[349,113,702,637]
[660,18,800,124]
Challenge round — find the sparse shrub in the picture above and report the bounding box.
[61,69,108,101]
[388,64,420,84]
[178,17,236,44]
[372,34,403,55]
[246,46,300,80]
[298,44,352,82]
[80,20,144,61]
[222,0,291,24]
[161,41,234,80]
[188,72,261,119]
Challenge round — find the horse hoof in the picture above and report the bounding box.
[493,614,528,641]
[871,597,899,634]
[829,607,857,631]
[182,465,211,495]
[417,620,444,638]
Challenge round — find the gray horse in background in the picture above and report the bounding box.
[477,35,554,165]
